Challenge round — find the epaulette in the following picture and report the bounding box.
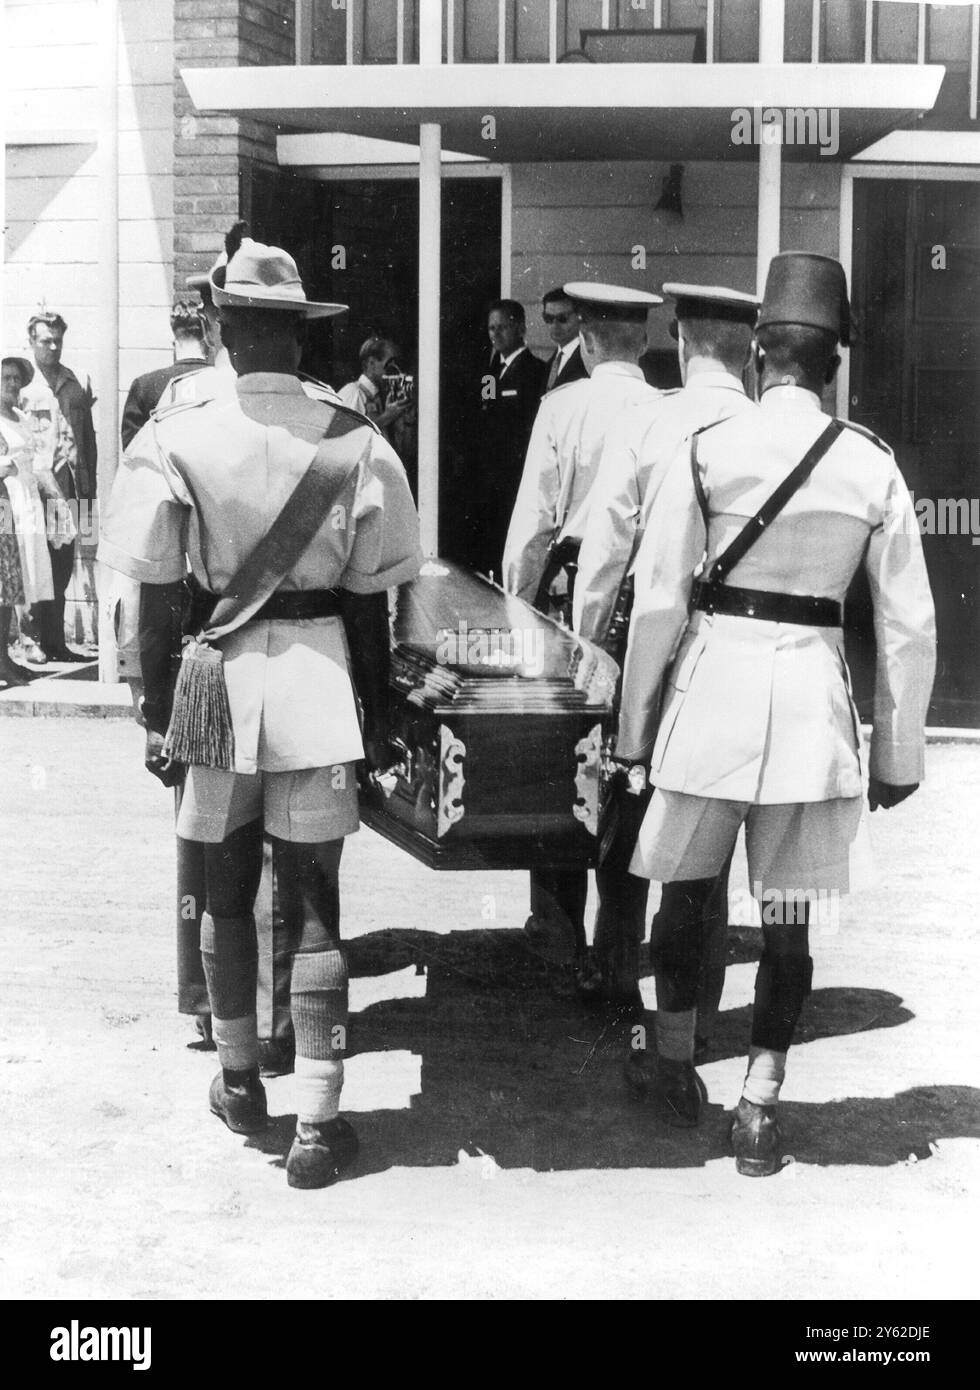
[839,419,893,454]
[325,401,382,437]
[151,369,217,420]
[690,416,729,439]
[298,371,343,405]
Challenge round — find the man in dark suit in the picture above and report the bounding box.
[120,303,210,449]
[541,287,588,390]
[465,299,547,579]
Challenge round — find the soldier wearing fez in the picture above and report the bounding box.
[615,252,935,1174]
[100,238,422,1188]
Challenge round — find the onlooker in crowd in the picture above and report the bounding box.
[0,354,74,668]
[0,366,29,686]
[338,337,412,436]
[541,287,587,390]
[465,299,547,578]
[19,312,96,661]
[120,303,211,449]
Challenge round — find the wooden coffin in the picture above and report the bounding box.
[358,560,619,870]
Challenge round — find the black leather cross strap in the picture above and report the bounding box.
[704,419,845,586]
[178,406,367,645]
[691,417,846,628]
[692,580,842,627]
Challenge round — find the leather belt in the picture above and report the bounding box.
[692,580,842,627]
[252,589,342,622]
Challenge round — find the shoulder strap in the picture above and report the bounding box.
[689,428,713,531]
[200,406,368,642]
[705,419,845,586]
[839,418,891,454]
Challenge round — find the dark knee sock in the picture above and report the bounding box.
[274,838,348,1122]
[200,911,258,1021]
[650,878,715,1012]
[200,912,258,1070]
[743,923,813,1105]
[199,819,263,1070]
[750,952,814,1053]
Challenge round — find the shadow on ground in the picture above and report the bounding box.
[243,927,979,1180]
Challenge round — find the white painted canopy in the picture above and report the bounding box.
[182,62,945,164]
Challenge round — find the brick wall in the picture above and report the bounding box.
[175,0,295,294]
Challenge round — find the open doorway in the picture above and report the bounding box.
[251,169,502,548]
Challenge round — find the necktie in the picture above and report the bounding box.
[547,351,561,390]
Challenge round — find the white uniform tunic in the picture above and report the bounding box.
[618,385,936,891]
[574,370,755,647]
[99,372,422,779]
[502,361,661,604]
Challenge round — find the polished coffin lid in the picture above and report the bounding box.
[388,559,619,714]
[359,560,619,870]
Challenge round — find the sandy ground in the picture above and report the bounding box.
[0,718,977,1302]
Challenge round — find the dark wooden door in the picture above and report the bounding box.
[849,178,980,727]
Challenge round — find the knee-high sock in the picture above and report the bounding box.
[273,837,347,1119]
[751,951,813,1054]
[650,878,715,1012]
[200,906,258,1067]
[291,949,348,1123]
[654,1008,697,1063]
[743,948,813,1105]
[176,829,209,1016]
[200,911,259,1070]
[695,854,734,1044]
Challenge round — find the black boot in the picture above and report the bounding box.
[731,1097,782,1177]
[286,1117,358,1189]
[654,1057,705,1128]
[208,1067,268,1134]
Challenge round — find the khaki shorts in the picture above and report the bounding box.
[175,763,359,844]
[630,789,873,896]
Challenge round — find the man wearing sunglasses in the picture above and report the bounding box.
[542,289,587,391]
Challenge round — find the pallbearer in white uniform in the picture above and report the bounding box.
[502,282,662,995]
[100,238,422,1188]
[616,252,936,1174]
[575,281,760,1043]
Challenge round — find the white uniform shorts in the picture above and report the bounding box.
[630,789,873,896]
[175,762,359,844]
